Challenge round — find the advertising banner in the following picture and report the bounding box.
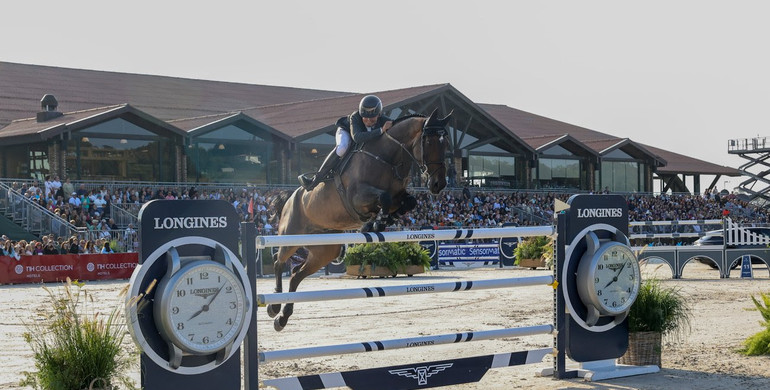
[438,243,500,267]
[0,253,138,284]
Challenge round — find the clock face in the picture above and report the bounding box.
[157,261,247,355]
[590,243,640,314]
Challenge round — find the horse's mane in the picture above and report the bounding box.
[269,190,292,225]
[391,113,425,127]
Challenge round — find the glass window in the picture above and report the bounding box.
[197,125,266,142]
[604,148,633,159]
[536,158,581,189]
[188,141,274,183]
[469,155,516,177]
[66,136,175,182]
[601,160,641,192]
[83,118,157,137]
[542,145,574,156]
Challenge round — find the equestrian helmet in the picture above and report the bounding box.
[358,95,383,118]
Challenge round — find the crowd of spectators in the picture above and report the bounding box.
[5,176,770,255]
[1,233,117,259]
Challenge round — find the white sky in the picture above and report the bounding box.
[2,1,769,192]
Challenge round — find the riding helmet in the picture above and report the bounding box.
[358,95,383,118]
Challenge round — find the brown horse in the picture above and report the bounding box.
[267,109,452,331]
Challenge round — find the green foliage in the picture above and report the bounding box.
[343,242,431,274]
[20,279,136,390]
[513,236,552,265]
[740,291,770,355]
[627,278,692,340]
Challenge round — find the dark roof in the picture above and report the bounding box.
[0,104,185,144]
[480,103,739,176]
[242,84,448,139]
[0,62,741,178]
[0,61,350,126]
[644,144,741,176]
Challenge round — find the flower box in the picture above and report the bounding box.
[346,265,425,278]
[517,258,546,269]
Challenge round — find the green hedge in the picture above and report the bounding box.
[343,242,431,274]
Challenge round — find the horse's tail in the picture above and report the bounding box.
[269,190,292,225]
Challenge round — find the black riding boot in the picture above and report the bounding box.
[298,150,340,191]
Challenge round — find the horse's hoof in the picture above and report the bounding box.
[267,304,281,318]
[274,316,286,332]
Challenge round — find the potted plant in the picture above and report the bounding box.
[513,236,552,269]
[740,291,770,355]
[344,242,431,278]
[619,278,693,367]
[20,278,136,390]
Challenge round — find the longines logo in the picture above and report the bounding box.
[153,216,228,230]
[389,363,453,385]
[406,233,435,240]
[191,287,220,299]
[576,208,623,218]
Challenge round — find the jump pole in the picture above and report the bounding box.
[255,226,554,249]
[258,275,555,305]
[260,325,555,362]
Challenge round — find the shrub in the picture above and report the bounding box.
[20,278,136,390]
[627,278,692,340]
[740,291,770,355]
[343,242,431,274]
[513,236,552,265]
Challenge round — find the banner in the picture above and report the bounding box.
[0,253,138,284]
[438,243,500,267]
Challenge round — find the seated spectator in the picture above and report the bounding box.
[100,241,114,254]
[82,240,96,254]
[68,237,80,254]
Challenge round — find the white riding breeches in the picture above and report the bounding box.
[335,126,351,157]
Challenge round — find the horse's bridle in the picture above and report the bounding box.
[379,122,446,180]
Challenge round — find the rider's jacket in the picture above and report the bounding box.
[336,111,393,145]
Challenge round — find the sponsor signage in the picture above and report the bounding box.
[438,244,500,260]
[419,225,438,269]
[499,223,518,266]
[438,243,500,267]
[0,253,138,284]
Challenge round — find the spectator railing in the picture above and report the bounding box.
[110,202,140,229]
[0,182,87,240]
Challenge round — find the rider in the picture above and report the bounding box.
[299,95,393,191]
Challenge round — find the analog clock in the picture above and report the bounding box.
[153,244,249,369]
[576,231,641,327]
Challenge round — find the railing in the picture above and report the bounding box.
[728,137,770,153]
[0,182,86,240]
[110,203,140,229]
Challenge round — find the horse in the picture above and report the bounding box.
[267,109,452,331]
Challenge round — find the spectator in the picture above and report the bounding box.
[100,241,114,254]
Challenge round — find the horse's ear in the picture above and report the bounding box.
[440,109,453,123]
[427,107,439,122]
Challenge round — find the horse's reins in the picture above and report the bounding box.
[358,123,446,180]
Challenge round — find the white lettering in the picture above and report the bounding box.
[153,216,228,230]
[576,208,623,219]
[96,263,137,270]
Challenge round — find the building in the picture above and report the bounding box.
[0,61,740,193]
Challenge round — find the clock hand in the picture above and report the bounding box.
[187,284,226,321]
[188,306,205,321]
[206,283,225,305]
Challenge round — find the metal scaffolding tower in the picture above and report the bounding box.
[729,137,770,205]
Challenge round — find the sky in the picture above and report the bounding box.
[2,1,769,192]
